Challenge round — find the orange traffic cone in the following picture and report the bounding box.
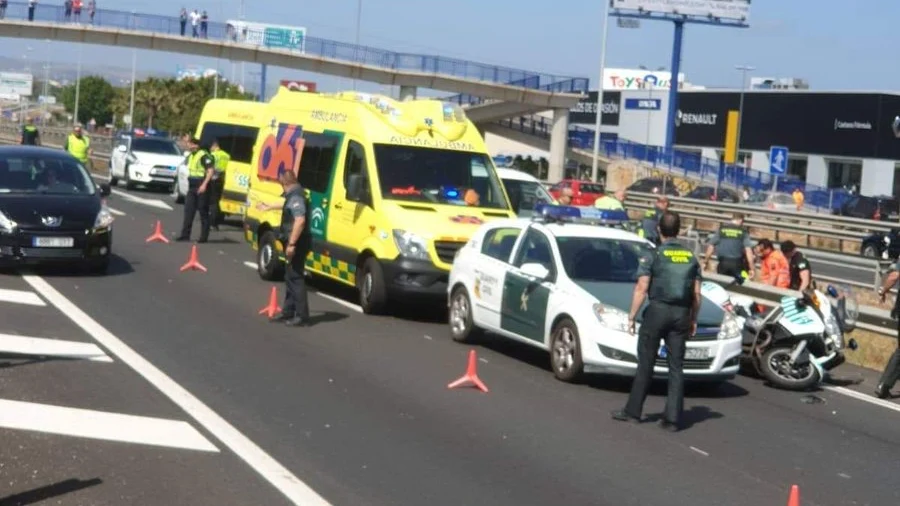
[786,485,799,506]
[448,350,488,393]
[146,220,169,243]
[258,286,281,318]
[179,245,207,272]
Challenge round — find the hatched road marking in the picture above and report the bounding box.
[23,274,333,505]
[0,288,46,306]
[0,333,112,362]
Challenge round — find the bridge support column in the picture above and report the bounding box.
[399,85,417,101]
[548,108,569,183]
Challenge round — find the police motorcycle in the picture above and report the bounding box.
[701,281,859,391]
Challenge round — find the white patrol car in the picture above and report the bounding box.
[109,133,184,191]
[447,204,743,384]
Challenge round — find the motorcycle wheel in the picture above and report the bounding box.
[760,346,821,391]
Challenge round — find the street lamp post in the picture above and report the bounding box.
[128,50,137,129]
[734,65,754,168]
[73,46,82,125]
[589,0,611,183]
[352,0,362,91]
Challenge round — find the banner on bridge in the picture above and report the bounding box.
[226,21,307,53]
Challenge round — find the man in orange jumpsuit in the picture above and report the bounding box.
[756,239,790,288]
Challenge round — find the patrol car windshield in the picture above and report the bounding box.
[556,237,653,282]
[373,145,510,210]
[0,155,96,195]
[131,138,182,155]
[502,178,554,217]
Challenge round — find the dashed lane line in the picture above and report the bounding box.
[0,333,112,362]
[22,274,333,505]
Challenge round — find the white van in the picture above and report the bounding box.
[495,167,556,217]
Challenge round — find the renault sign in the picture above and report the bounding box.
[611,0,750,23]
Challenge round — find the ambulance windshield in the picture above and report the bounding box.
[373,144,510,210]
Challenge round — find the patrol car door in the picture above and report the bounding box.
[499,227,556,345]
[472,225,524,330]
[111,136,129,179]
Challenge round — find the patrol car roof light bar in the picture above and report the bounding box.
[533,203,632,228]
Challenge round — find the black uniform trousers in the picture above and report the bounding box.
[716,257,744,278]
[625,301,691,424]
[208,176,225,227]
[179,178,210,241]
[877,323,900,391]
[283,246,311,320]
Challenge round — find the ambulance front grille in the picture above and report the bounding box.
[433,241,465,264]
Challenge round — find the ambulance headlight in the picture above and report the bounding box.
[392,229,430,261]
[718,312,742,340]
[593,303,629,332]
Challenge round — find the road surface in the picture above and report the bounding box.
[0,183,898,506]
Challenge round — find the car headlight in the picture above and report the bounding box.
[392,229,430,261]
[0,210,17,233]
[94,205,114,230]
[718,311,742,340]
[592,303,629,332]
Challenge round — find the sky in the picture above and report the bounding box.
[6,0,900,95]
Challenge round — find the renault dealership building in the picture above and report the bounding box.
[565,89,900,197]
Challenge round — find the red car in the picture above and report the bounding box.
[548,180,605,206]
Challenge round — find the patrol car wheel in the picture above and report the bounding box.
[449,286,480,343]
[550,318,584,383]
[257,231,284,281]
[358,257,388,315]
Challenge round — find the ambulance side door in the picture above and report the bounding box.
[328,138,377,279]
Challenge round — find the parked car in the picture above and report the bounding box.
[684,185,739,203]
[109,132,183,191]
[0,146,113,274]
[744,191,818,213]
[833,195,900,222]
[627,177,680,196]
[547,179,604,206]
[860,228,900,259]
[496,168,556,218]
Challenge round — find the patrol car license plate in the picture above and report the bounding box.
[33,237,74,248]
[658,346,710,360]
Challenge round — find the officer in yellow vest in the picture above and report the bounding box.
[64,124,92,168]
[175,136,216,243]
[20,117,41,146]
[594,189,626,211]
[209,140,231,230]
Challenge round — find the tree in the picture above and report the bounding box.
[59,75,116,125]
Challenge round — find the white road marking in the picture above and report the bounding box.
[0,399,217,452]
[690,446,709,457]
[0,288,45,306]
[315,292,362,313]
[823,385,900,414]
[23,275,332,505]
[423,335,433,340]
[243,261,257,270]
[111,189,174,211]
[108,207,126,216]
[0,333,112,362]
[479,358,489,364]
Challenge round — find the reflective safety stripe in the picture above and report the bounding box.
[188,149,209,178]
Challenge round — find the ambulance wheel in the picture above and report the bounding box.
[550,317,584,383]
[257,230,284,281]
[449,286,481,343]
[358,257,388,315]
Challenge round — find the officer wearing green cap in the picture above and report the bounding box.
[703,213,755,280]
[612,210,701,432]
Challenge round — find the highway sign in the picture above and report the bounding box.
[769,146,788,175]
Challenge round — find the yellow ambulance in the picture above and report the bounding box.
[193,99,267,217]
[241,88,516,314]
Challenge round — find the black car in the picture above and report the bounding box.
[684,185,740,203]
[0,146,113,273]
[834,195,899,221]
[860,227,900,260]
[627,177,680,196]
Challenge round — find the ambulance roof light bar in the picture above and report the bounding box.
[532,203,631,227]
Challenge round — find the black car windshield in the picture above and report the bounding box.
[556,236,653,282]
[503,178,554,217]
[0,155,96,195]
[131,138,181,155]
[373,144,509,210]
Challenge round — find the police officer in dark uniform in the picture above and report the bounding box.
[20,117,40,146]
[256,169,311,327]
[781,240,813,291]
[702,212,755,280]
[175,137,216,243]
[875,264,900,398]
[612,211,702,432]
[639,196,669,245]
